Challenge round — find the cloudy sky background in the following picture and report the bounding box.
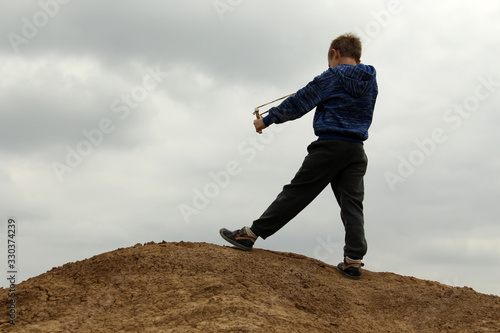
[1,0,499,296]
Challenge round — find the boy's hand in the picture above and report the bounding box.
[253,118,267,133]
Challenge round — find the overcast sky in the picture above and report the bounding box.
[1,0,499,297]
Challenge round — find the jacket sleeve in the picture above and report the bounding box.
[263,74,325,126]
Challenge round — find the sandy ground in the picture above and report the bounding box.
[1,241,499,332]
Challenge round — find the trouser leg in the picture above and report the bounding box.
[331,151,368,260]
[251,140,357,239]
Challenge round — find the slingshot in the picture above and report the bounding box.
[253,93,295,134]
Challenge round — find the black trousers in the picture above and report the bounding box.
[251,140,368,260]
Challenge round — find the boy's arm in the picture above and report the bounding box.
[262,76,323,128]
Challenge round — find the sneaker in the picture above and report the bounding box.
[337,256,364,280]
[219,226,257,251]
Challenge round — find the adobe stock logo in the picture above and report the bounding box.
[385,75,500,192]
[51,65,168,182]
[313,234,341,263]
[7,0,71,53]
[213,0,244,21]
[354,0,414,46]
[178,124,286,225]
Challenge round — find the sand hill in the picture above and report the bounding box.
[1,241,499,332]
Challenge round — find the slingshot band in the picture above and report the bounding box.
[253,93,295,134]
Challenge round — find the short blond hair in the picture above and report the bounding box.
[328,33,362,63]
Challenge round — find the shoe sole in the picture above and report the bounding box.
[219,229,252,251]
[336,266,361,280]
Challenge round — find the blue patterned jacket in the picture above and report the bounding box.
[263,63,378,143]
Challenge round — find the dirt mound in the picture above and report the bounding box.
[1,242,499,332]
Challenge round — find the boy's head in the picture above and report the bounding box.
[328,33,362,67]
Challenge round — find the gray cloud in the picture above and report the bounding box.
[1,0,499,297]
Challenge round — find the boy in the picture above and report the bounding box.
[220,33,378,280]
